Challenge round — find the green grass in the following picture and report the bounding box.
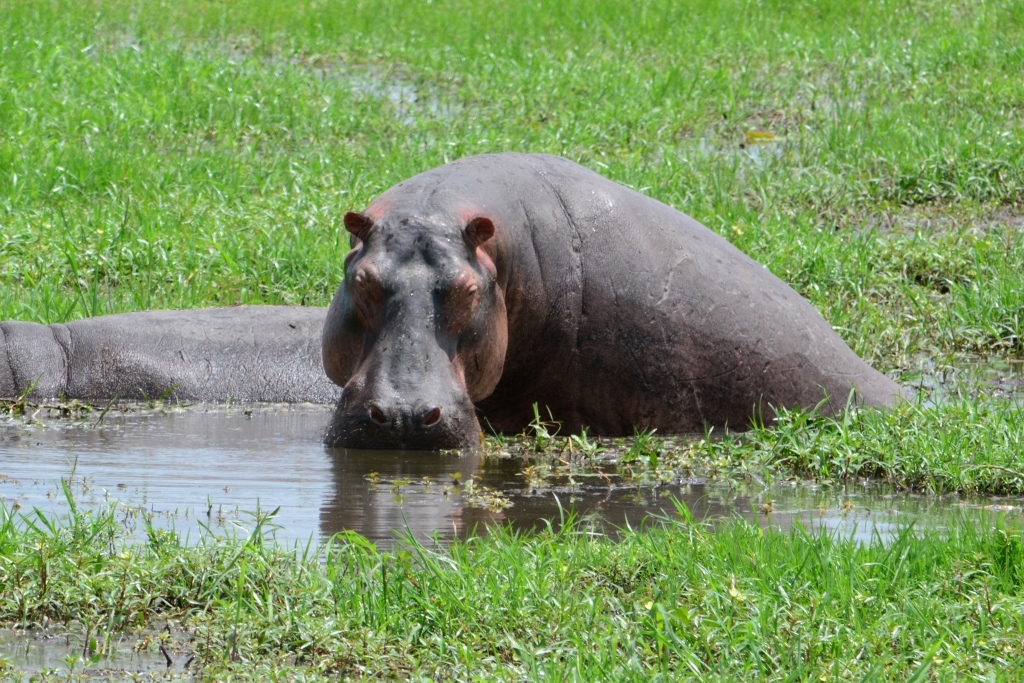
[1,0,1023,366]
[2,1,1024,678]
[471,395,1024,497]
[2,499,1024,681]
[693,397,1024,495]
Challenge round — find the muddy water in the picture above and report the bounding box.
[910,357,1024,401]
[1,405,1019,550]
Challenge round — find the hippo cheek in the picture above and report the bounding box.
[321,285,366,388]
[461,287,508,402]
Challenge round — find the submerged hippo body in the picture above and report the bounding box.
[322,153,905,448]
[1,154,905,449]
[0,307,338,404]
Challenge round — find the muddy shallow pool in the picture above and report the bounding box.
[1,404,1019,549]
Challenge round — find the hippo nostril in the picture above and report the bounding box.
[368,404,388,424]
[423,407,442,427]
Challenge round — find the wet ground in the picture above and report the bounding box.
[1,403,1020,551]
[0,626,192,682]
[908,356,1024,401]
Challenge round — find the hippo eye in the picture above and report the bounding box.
[441,275,485,336]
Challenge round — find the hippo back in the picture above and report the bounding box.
[374,153,904,434]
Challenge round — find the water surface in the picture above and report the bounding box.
[0,626,192,681]
[1,404,1018,549]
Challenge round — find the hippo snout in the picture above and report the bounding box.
[366,400,443,430]
[325,392,481,450]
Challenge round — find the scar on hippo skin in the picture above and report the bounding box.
[0,153,907,450]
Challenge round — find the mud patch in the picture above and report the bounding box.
[679,134,788,170]
[217,41,461,126]
[862,205,1024,236]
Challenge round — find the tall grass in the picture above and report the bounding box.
[2,4,1023,675]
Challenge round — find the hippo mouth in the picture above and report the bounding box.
[324,392,482,450]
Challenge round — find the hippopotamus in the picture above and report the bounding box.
[1,154,906,449]
[0,306,338,404]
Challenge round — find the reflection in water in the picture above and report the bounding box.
[0,405,1020,549]
[320,448,482,543]
[465,467,926,546]
[0,405,338,543]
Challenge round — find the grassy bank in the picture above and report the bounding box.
[2,0,1023,479]
[694,397,1024,495]
[2,501,1024,681]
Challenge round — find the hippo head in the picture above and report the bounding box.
[322,208,507,450]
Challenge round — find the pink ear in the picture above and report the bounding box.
[465,216,495,248]
[343,212,374,242]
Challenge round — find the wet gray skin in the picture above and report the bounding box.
[0,307,338,403]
